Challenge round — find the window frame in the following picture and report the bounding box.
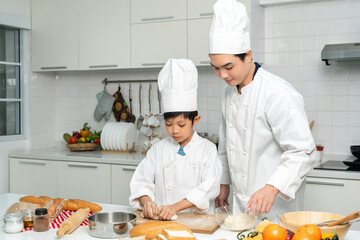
[0,27,26,141]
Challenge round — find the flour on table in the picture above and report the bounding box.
[224,214,256,230]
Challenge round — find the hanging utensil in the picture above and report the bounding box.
[149,82,152,115]
[309,120,315,130]
[137,83,144,129]
[127,83,136,123]
[316,211,360,227]
[157,86,164,121]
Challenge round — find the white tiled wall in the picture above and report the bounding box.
[28,0,360,156]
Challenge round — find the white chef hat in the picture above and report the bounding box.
[209,0,250,54]
[158,59,198,113]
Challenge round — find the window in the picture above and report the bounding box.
[0,26,23,138]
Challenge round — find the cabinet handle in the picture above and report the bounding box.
[122,167,136,172]
[141,16,174,22]
[40,66,67,70]
[89,64,118,69]
[67,164,98,169]
[199,12,214,17]
[142,63,166,67]
[306,180,344,187]
[19,161,46,166]
[200,61,211,64]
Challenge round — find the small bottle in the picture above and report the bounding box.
[21,209,35,228]
[4,213,23,233]
[33,208,49,232]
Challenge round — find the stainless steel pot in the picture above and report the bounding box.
[88,212,136,239]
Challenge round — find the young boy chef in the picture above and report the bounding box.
[209,0,316,221]
[129,59,221,221]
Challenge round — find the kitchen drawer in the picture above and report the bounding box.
[111,165,137,206]
[57,161,111,204]
[304,176,360,230]
[9,158,58,197]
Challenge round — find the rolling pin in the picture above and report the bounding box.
[56,208,90,237]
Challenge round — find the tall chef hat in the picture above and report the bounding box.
[209,0,250,54]
[158,59,198,113]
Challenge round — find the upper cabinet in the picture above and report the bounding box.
[31,0,78,71]
[78,0,130,70]
[131,0,186,24]
[188,0,216,19]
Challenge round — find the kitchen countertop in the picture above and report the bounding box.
[9,145,360,180]
[1,193,360,240]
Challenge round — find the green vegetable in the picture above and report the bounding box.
[63,133,72,143]
[85,137,91,143]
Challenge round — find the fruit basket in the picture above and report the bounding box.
[67,143,98,151]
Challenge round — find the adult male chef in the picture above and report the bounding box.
[209,0,316,221]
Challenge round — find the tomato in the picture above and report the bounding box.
[292,231,314,240]
[263,224,288,240]
[68,136,78,144]
[296,224,322,240]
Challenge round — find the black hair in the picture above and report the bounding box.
[163,111,198,124]
[234,53,247,61]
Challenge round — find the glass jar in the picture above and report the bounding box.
[3,213,23,233]
[21,209,35,228]
[33,208,49,232]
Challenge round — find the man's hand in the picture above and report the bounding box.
[245,184,279,215]
[139,196,159,219]
[215,184,230,208]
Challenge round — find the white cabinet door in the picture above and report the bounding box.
[78,0,130,70]
[188,0,216,19]
[111,165,137,206]
[188,18,213,66]
[31,0,78,71]
[57,161,111,203]
[131,0,186,24]
[9,158,58,197]
[131,21,187,68]
[304,177,360,230]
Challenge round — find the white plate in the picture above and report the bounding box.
[108,123,117,150]
[100,123,110,150]
[104,123,114,150]
[114,123,122,151]
[120,123,130,151]
[124,123,137,151]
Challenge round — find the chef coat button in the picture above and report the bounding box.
[243,127,247,131]
[243,194,246,198]
[230,169,233,173]
[167,187,171,191]
[230,101,234,105]
[230,145,233,150]
[242,173,246,177]
[233,192,236,195]
[193,165,197,169]
[245,103,250,107]
[243,151,247,155]
[229,123,233,128]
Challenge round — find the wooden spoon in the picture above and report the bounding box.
[327,211,360,227]
[309,120,314,130]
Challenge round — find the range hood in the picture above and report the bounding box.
[321,42,360,65]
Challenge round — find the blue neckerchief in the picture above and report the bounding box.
[177,146,186,156]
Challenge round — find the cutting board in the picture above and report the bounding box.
[132,210,220,234]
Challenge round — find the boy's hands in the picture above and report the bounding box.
[158,204,178,220]
[139,196,159,219]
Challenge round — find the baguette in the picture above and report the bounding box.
[19,195,52,205]
[129,221,193,240]
[48,198,64,217]
[63,199,102,212]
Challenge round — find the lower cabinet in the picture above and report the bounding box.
[111,165,137,206]
[57,161,111,204]
[304,176,360,230]
[10,158,58,197]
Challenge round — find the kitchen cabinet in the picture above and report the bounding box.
[9,158,58,197]
[31,0,78,71]
[111,165,137,206]
[131,0,186,24]
[57,161,111,204]
[78,0,130,70]
[131,21,187,68]
[188,0,216,19]
[304,176,360,230]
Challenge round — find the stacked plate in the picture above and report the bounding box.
[100,122,137,151]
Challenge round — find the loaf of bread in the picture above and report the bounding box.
[63,199,102,212]
[129,221,193,240]
[19,195,52,205]
[48,198,64,217]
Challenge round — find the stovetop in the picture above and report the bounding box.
[314,157,360,171]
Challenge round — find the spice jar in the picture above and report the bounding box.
[21,209,35,228]
[33,208,49,232]
[3,213,23,233]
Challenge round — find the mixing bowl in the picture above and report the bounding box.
[279,211,351,240]
[88,212,136,239]
[350,145,360,158]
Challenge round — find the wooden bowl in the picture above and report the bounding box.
[279,211,351,240]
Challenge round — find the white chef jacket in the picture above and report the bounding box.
[218,67,315,221]
[129,132,221,214]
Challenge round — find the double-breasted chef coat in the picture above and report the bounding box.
[218,66,316,221]
[130,132,221,213]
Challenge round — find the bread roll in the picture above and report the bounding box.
[19,195,52,205]
[63,199,102,212]
[129,221,193,240]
